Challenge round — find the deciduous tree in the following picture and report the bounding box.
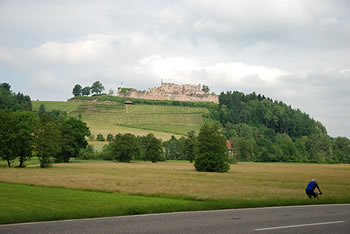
[184,130,196,162]
[54,120,75,163]
[72,84,82,97]
[143,133,164,163]
[0,111,18,167]
[91,81,104,94]
[82,86,91,96]
[34,114,61,168]
[194,124,230,172]
[110,133,140,162]
[65,117,91,158]
[0,111,37,167]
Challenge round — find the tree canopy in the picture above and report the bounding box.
[0,83,32,111]
[72,81,105,96]
[72,84,82,97]
[110,133,140,162]
[81,86,91,96]
[0,90,91,168]
[91,81,105,95]
[209,91,350,164]
[194,124,230,172]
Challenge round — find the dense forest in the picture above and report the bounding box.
[0,83,32,111]
[209,91,350,163]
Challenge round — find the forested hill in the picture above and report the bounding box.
[215,91,324,138]
[210,91,350,163]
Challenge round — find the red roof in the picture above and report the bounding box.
[226,140,232,151]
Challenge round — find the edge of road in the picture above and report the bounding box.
[1,203,350,227]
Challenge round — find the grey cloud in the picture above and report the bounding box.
[1,0,350,137]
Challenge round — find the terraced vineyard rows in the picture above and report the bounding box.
[32,101,212,140]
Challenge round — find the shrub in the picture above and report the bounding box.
[106,133,114,142]
[78,145,98,160]
[96,134,105,141]
[99,144,113,160]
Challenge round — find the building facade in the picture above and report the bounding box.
[117,82,219,104]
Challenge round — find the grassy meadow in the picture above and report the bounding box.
[4,100,347,224]
[1,161,350,200]
[1,161,350,224]
[32,101,210,140]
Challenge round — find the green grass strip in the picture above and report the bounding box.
[1,182,349,224]
[0,182,205,224]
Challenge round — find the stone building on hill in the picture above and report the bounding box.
[117,82,219,104]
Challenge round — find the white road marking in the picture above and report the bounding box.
[1,204,349,227]
[255,220,345,231]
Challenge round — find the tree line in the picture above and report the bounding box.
[209,91,350,163]
[72,81,105,97]
[0,108,91,168]
[0,83,91,168]
[80,125,231,172]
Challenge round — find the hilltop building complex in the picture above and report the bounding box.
[117,82,219,104]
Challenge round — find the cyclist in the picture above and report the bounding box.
[305,179,322,199]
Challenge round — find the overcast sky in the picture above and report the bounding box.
[1,0,350,138]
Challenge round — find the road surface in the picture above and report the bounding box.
[0,204,349,233]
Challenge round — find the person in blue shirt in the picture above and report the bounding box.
[305,179,322,199]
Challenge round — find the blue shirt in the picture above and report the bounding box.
[306,181,318,192]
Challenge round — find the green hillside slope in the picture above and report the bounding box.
[32,101,212,140]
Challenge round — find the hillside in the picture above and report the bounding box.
[32,90,350,164]
[32,101,213,140]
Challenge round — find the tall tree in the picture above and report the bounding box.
[194,124,230,172]
[110,133,140,162]
[0,111,18,167]
[34,114,61,168]
[81,86,91,96]
[91,81,105,94]
[184,130,196,162]
[14,111,38,167]
[65,117,91,158]
[72,84,82,97]
[54,120,75,163]
[0,111,37,167]
[164,136,179,160]
[143,133,164,163]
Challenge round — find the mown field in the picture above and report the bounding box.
[2,161,350,200]
[32,101,211,140]
[1,161,350,224]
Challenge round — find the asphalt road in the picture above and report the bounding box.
[0,204,349,233]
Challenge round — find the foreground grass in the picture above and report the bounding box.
[0,182,202,224]
[1,182,349,225]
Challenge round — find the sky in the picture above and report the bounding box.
[1,0,350,138]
